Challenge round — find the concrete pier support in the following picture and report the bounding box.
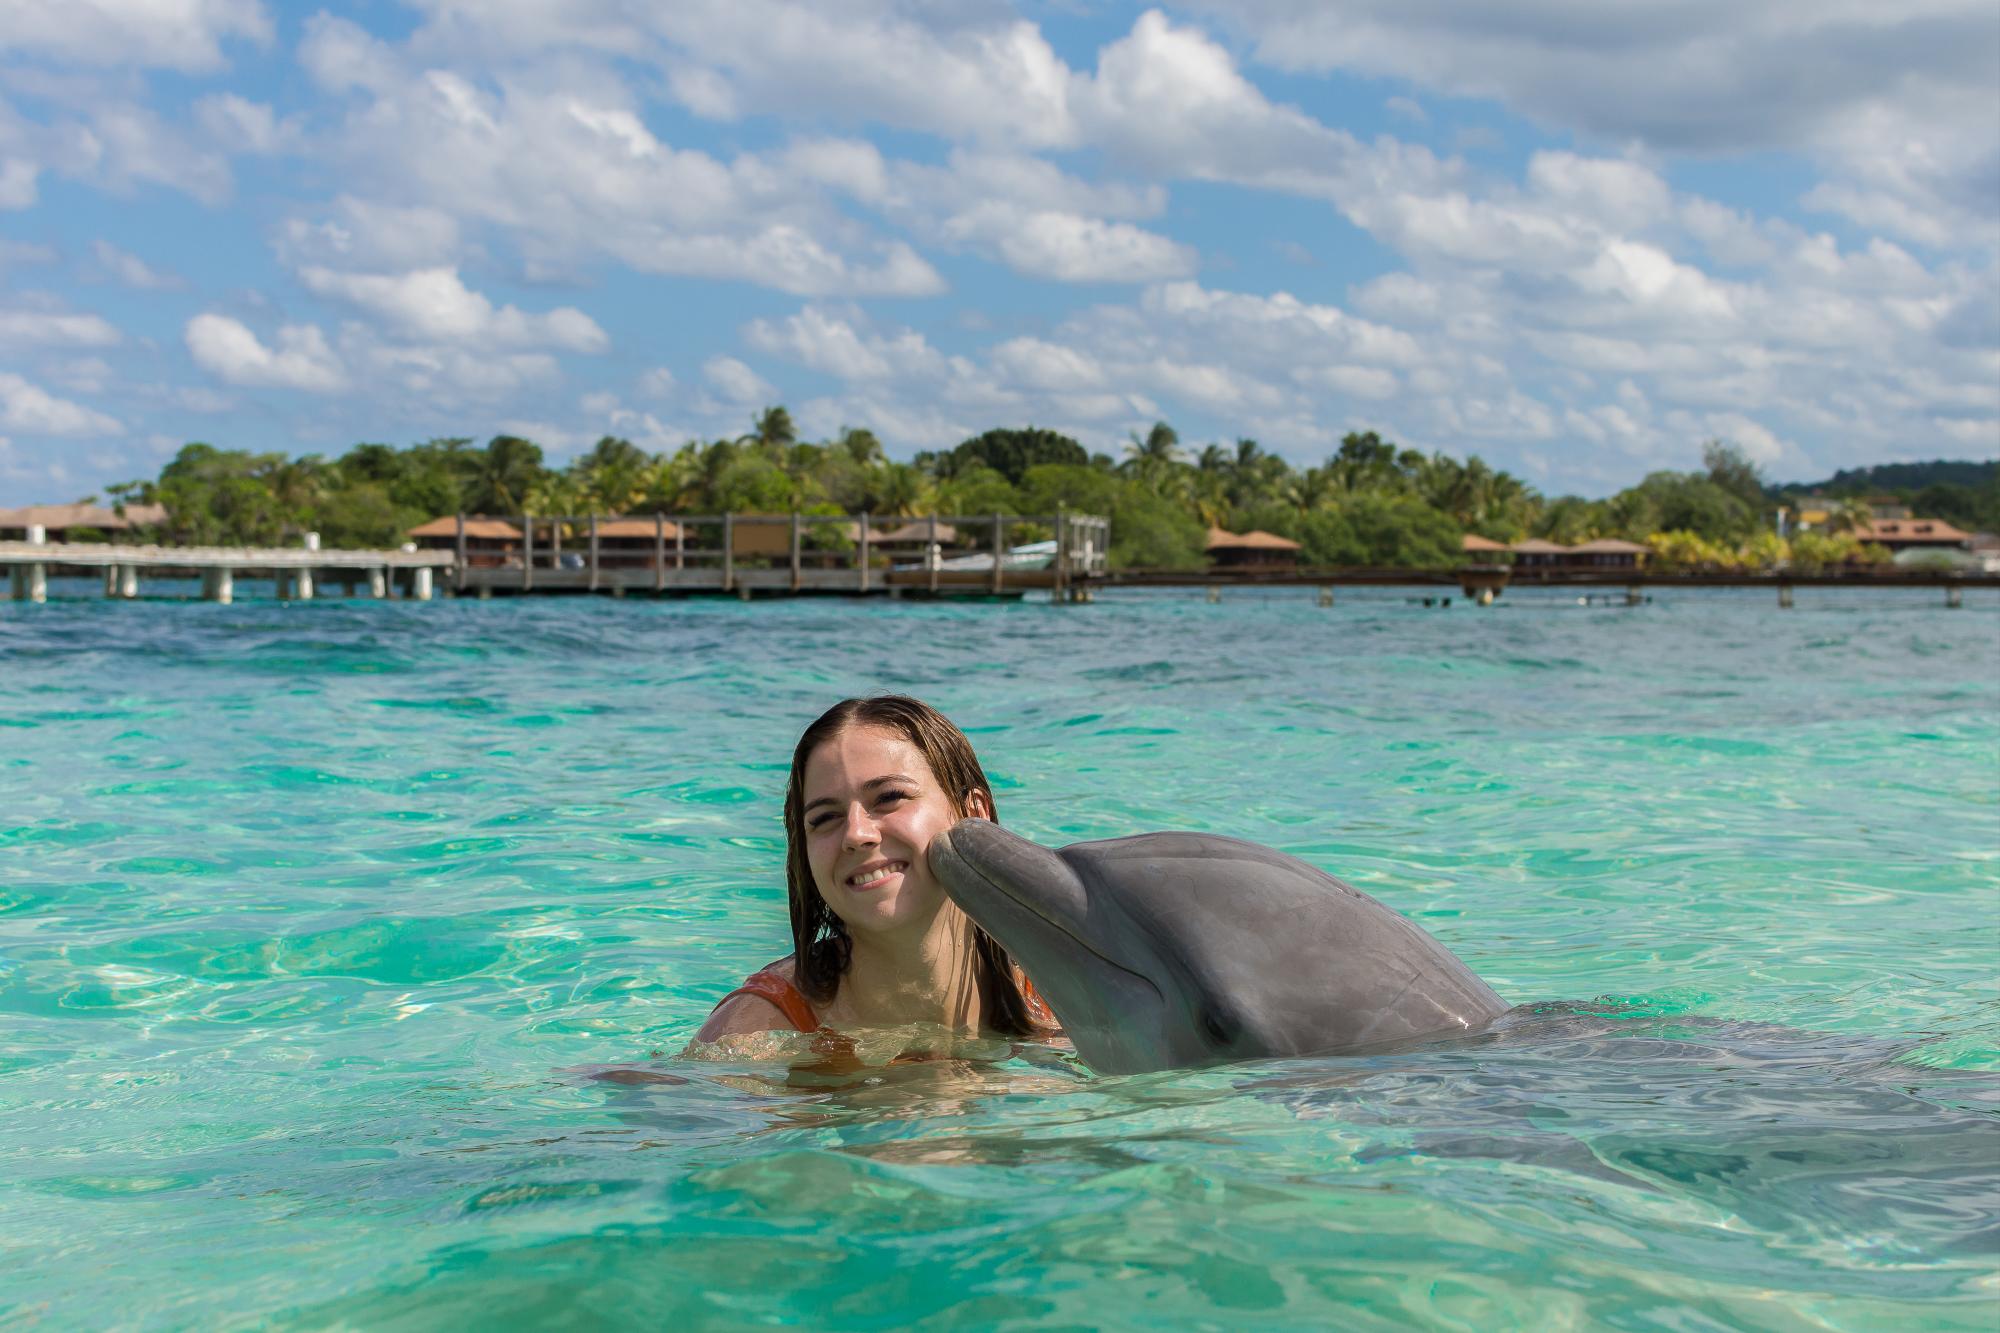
[296,568,314,601]
[1206,586,1220,603]
[1317,587,1333,607]
[1626,585,1643,607]
[411,567,433,601]
[1946,584,1963,609]
[369,567,387,599]
[1778,582,1793,609]
[119,565,138,598]
[202,567,234,604]
[14,563,47,602]
[1476,587,1496,606]
[104,566,118,597]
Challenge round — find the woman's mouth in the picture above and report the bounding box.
[845,861,907,889]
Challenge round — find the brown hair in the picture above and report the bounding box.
[783,695,1039,1037]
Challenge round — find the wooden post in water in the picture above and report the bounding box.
[522,516,534,592]
[673,517,684,572]
[654,513,666,594]
[991,513,1004,595]
[1053,511,1068,604]
[1778,582,1794,609]
[1947,583,1963,609]
[858,513,870,593]
[455,515,468,594]
[1317,587,1333,608]
[104,566,118,597]
[551,518,563,570]
[588,514,600,592]
[723,513,735,594]
[790,512,802,593]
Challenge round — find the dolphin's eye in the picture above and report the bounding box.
[1201,1009,1239,1047]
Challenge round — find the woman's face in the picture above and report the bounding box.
[800,724,985,939]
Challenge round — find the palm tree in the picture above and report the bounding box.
[468,435,545,514]
[743,406,797,453]
[870,462,934,517]
[1123,420,1182,474]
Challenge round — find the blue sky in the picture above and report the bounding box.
[1,0,1995,505]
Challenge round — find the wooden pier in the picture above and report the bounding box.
[445,512,1112,601]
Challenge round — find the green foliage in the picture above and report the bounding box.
[112,413,1971,578]
[935,466,1022,517]
[940,428,1089,484]
[1109,487,1205,568]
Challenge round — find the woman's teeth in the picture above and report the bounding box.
[849,862,905,887]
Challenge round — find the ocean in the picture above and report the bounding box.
[3,584,1996,1329]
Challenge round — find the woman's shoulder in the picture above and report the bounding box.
[696,956,815,1040]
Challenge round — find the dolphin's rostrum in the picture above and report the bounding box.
[929,819,1509,1075]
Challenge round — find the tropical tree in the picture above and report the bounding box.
[465,434,546,514]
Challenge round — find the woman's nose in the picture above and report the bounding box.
[841,805,879,847]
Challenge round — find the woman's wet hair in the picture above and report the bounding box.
[783,694,1039,1037]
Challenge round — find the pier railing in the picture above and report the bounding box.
[450,511,1111,599]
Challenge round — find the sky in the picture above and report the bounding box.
[0,1,1995,506]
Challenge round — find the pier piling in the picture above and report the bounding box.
[412,567,433,601]
[1778,583,1794,609]
[1947,584,1963,609]
[1317,587,1333,607]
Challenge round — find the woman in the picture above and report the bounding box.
[694,695,1058,1046]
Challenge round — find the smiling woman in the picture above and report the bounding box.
[692,695,1059,1049]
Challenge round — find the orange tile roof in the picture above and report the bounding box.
[1205,526,1301,552]
[1854,518,1971,544]
[407,516,523,539]
[1461,534,1509,552]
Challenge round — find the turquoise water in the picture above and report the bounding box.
[3,585,1997,1329]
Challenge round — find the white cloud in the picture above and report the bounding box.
[0,306,122,349]
[194,93,296,154]
[90,239,180,289]
[637,367,676,397]
[0,372,121,436]
[0,0,271,72]
[185,313,346,392]
[941,203,1195,283]
[277,196,464,270]
[702,355,774,404]
[0,158,38,209]
[297,266,609,352]
[745,306,951,381]
[1203,0,2000,246]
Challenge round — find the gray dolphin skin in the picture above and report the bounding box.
[929,819,1510,1075]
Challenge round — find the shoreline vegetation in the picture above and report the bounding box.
[88,411,1999,573]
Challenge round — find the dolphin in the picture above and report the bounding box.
[929,820,1510,1075]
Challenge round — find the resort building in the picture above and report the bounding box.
[1508,537,1649,573]
[1461,534,1511,561]
[596,516,686,568]
[838,519,963,562]
[1204,526,1301,569]
[1849,517,1974,555]
[0,502,167,541]
[407,516,523,568]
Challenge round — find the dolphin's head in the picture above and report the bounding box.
[929,819,1508,1076]
[929,820,1273,1073]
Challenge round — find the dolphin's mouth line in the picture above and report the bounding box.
[953,858,1165,1006]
